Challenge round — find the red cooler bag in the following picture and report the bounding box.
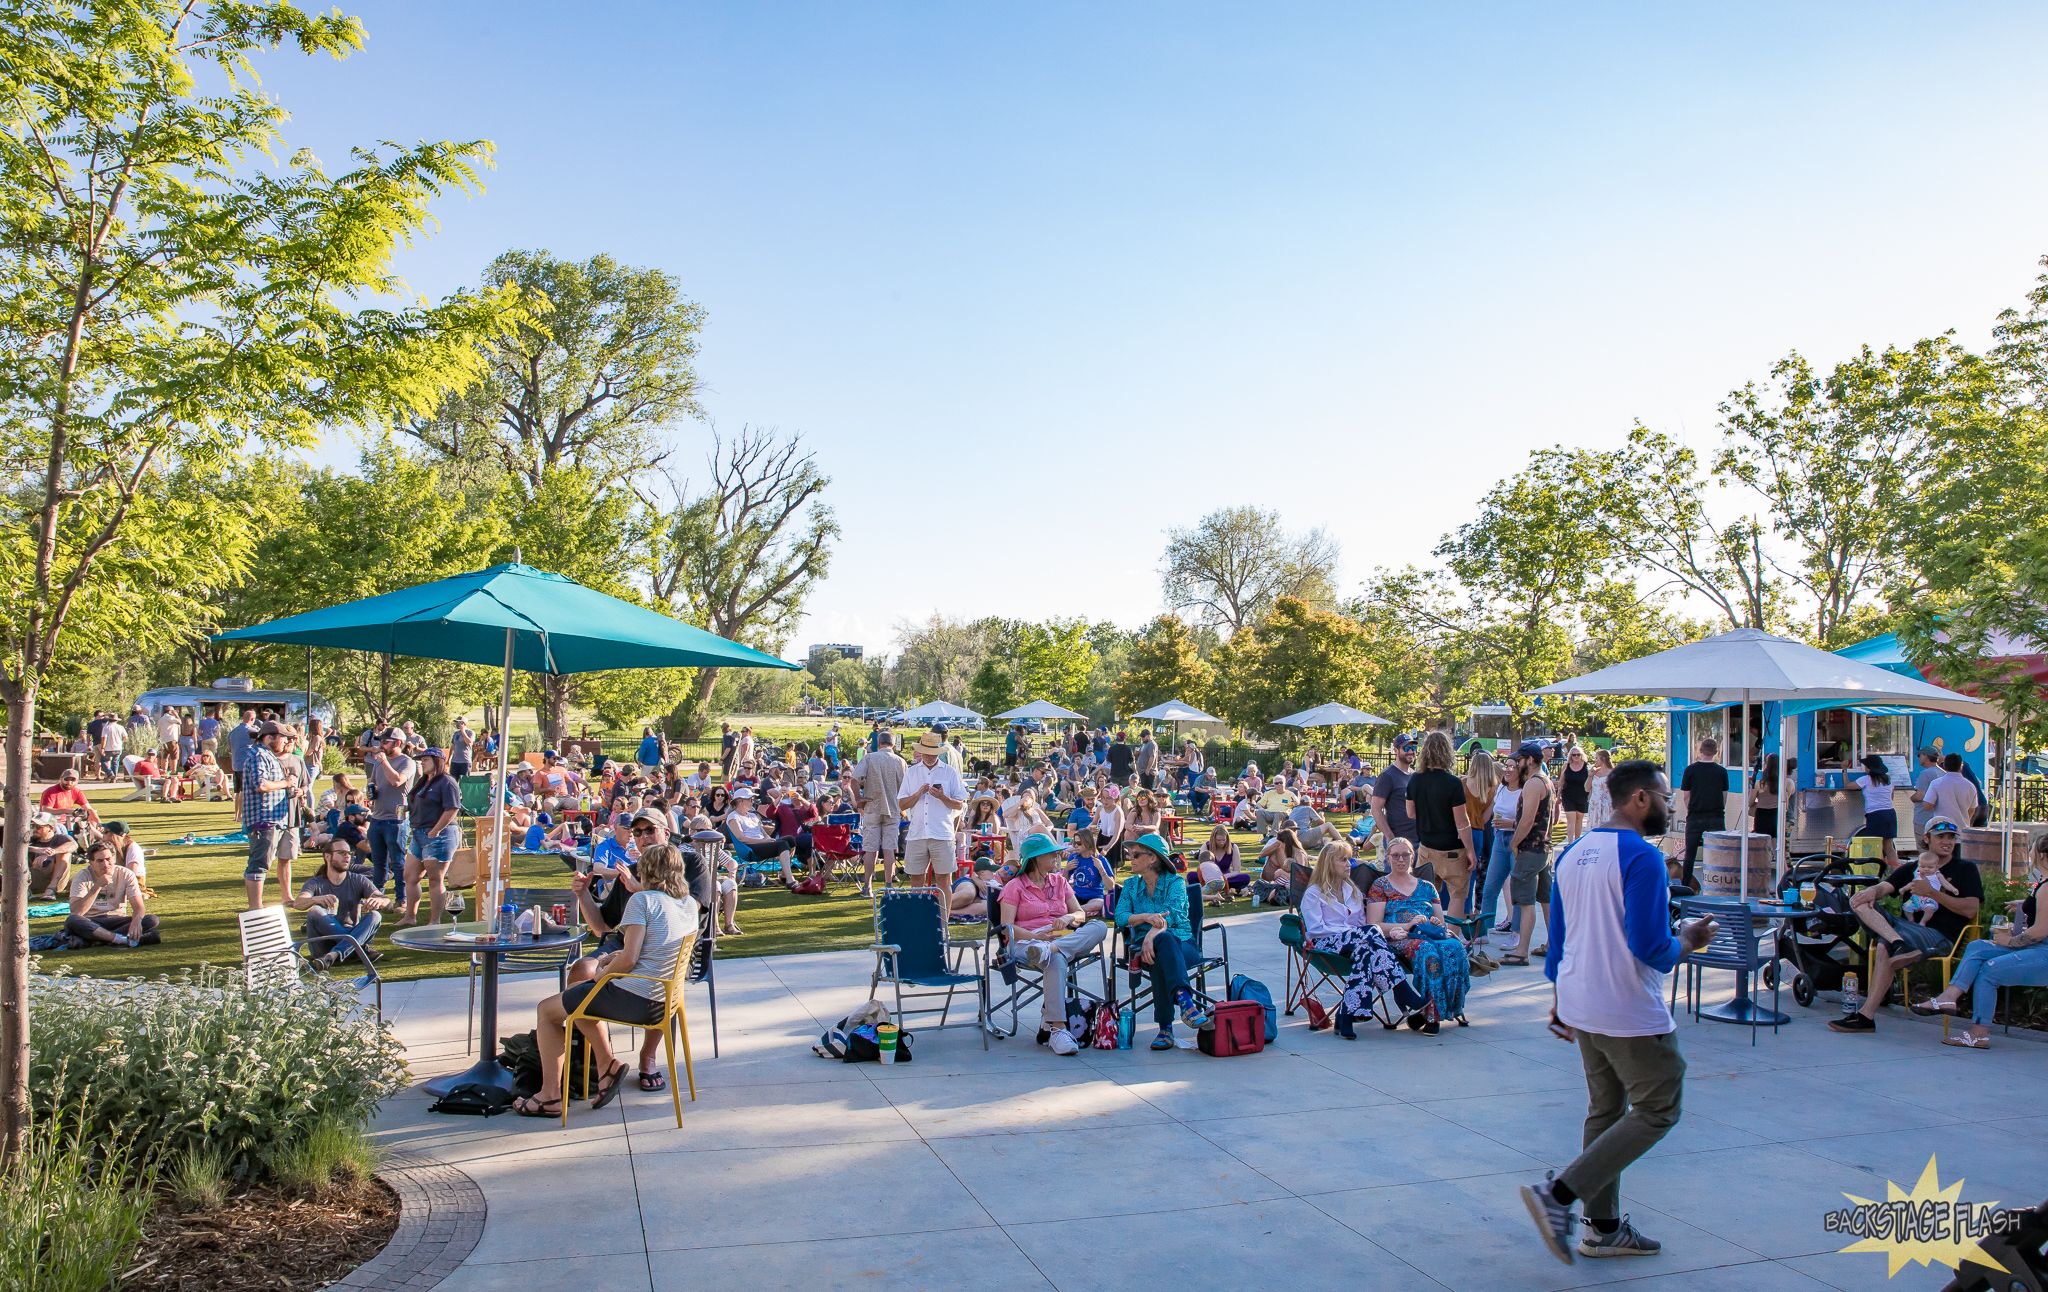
[1197,1000,1266,1056]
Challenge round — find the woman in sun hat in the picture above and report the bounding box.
[998,833,1108,1055]
[1112,831,1212,1051]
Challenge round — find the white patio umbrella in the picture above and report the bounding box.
[901,700,983,725]
[1271,702,1392,727]
[994,699,1089,722]
[1535,627,1994,900]
[1129,700,1221,724]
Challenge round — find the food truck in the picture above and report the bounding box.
[1660,633,1987,855]
[133,678,336,729]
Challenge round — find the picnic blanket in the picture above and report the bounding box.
[170,831,248,846]
[27,903,67,920]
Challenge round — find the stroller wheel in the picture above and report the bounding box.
[1761,963,1778,990]
[1793,975,1815,1008]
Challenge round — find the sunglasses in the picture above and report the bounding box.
[630,823,662,836]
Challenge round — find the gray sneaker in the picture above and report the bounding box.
[1579,1215,1660,1258]
[1520,1173,1577,1265]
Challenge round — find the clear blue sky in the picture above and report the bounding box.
[278,2,2048,657]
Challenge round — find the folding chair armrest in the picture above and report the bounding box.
[870,942,901,955]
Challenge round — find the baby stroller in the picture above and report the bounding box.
[1760,851,1883,1007]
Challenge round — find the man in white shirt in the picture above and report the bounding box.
[1523,759,1715,1266]
[1909,747,1941,836]
[1924,754,1980,828]
[898,730,967,886]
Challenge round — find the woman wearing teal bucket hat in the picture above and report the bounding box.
[1113,831,1213,1051]
[997,832,1109,1056]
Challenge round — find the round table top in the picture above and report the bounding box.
[387,924,584,956]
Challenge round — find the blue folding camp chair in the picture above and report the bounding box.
[869,887,989,1048]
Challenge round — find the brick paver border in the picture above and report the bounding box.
[330,1152,486,1291]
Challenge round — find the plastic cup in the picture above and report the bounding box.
[875,1022,899,1064]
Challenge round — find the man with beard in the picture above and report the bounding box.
[1522,759,1716,1266]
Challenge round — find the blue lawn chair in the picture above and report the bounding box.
[869,887,989,1048]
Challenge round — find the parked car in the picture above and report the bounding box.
[1010,718,1045,734]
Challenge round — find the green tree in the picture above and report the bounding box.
[1160,506,1339,633]
[1113,616,1213,717]
[1208,598,1376,733]
[0,0,510,1156]
[654,427,835,738]
[1902,257,2048,741]
[402,249,705,496]
[966,659,1017,717]
[1013,619,1095,708]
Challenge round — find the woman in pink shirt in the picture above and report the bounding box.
[997,833,1108,1056]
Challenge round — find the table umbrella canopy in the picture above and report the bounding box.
[1532,628,1993,723]
[1129,700,1221,724]
[1271,702,1392,728]
[211,563,796,675]
[900,700,983,724]
[994,700,1089,722]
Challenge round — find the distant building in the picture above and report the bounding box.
[808,642,864,666]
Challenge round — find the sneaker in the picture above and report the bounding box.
[1827,1013,1876,1033]
[1579,1216,1660,1258]
[1150,1029,1175,1051]
[1047,1028,1081,1057]
[1520,1173,1577,1265]
[310,951,337,970]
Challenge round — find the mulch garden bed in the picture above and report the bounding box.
[122,1177,397,1291]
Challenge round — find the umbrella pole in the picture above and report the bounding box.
[488,627,515,919]
[305,647,313,731]
[1738,690,1750,903]
[2003,722,2015,879]
[1776,707,1789,887]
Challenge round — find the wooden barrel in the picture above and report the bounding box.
[1699,830,1776,897]
[1960,827,2012,869]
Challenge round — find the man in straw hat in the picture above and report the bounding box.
[898,729,967,887]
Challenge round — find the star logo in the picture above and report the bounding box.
[1828,1155,2013,1278]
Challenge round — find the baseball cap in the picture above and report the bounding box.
[1516,739,1548,759]
[630,807,671,831]
[101,819,130,835]
[1924,816,1962,836]
[419,747,446,761]
[1393,735,1417,752]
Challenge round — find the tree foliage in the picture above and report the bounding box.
[1209,598,1375,734]
[1160,506,1338,633]
[0,0,513,1158]
[401,248,704,496]
[1113,616,1212,717]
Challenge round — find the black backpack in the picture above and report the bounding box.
[499,1027,595,1098]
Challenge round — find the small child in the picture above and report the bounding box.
[1902,854,1951,925]
[1066,829,1114,918]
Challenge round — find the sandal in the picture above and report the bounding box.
[589,1060,629,1110]
[1910,999,1961,1015]
[513,1094,563,1118]
[637,1069,667,1092]
[721,926,744,937]
[1500,953,1529,966]
[1941,1033,1991,1050]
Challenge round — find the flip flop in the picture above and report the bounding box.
[1500,954,1530,966]
[589,1060,629,1110]
[1941,1034,1990,1050]
[637,1069,667,1092]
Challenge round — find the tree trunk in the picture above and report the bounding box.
[541,675,570,745]
[0,675,38,1163]
[678,665,721,741]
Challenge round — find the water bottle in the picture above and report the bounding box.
[498,903,516,938]
[1841,971,1862,1013]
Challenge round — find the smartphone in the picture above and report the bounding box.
[1548,1018,1575,1042]
[575,856,592,876]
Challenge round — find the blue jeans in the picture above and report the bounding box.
[1468,827,1494,914]
[1479,830,1515,928]
[368,818,405,900]
[305,908,382,959]
[1951,939,2048,1025]
[1138,933,1199,1028]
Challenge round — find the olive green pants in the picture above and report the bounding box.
[1559,1029,1686,1219]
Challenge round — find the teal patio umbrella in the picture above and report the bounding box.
[213,562,797,907]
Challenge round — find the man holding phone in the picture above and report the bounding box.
[1522,759,1716,1266]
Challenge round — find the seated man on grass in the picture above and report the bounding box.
[65,839,158,949]
[26,813,79,900]
[291,839,389,968]
[1829,815,1982,1034]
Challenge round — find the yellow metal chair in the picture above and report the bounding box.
[560,930,699,1127]
[1869,920,1979,1036]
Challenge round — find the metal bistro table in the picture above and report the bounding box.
[1696,899,1813,1028]
[389,923,584,1100]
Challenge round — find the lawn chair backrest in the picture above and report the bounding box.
[827,810,860,827]
[1678,897,1757,969]
[1183,876,1206,954]
[500,886,584,973]
[658,929,700,1011]
[688,902,716,985]
[876,888,949,979]
[1277,911,1308,951]
[238,905,299,992]
[812,823,853,855]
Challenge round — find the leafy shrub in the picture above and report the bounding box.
[0,1104,152,1292]
[30,965,408,1184]
[1201,738,1268,778]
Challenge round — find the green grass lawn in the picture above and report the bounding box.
[42,780,1349,984]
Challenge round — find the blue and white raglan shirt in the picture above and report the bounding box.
[1544,828,1684,1037]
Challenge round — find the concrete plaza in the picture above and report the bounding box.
[369,907,2042,1291]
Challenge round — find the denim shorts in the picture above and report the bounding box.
[409,825,459,864]
[1888,917,1949,958]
